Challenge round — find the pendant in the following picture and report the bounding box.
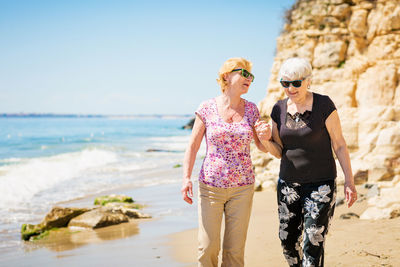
[295,114,300,122]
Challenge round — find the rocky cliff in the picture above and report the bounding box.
[252,0,400,218]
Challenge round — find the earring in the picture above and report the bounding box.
[307,85,310,89]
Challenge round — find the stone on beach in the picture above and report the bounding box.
[105,202,151,219]
[361,179,400,220]
[21,194,150,241]
[21,207,90,241]
[68,207,129,229]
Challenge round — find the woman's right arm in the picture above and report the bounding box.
[181,115,206,204]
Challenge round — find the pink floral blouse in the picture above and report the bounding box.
[196,98,260,188]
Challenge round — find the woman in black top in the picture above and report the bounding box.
[255,57,357,267]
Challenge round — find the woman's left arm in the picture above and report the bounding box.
[326,110,357,208]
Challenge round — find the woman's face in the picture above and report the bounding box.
[280,76,310,101]
[224,69,253,95]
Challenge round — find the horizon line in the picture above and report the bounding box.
[0,113,194,118]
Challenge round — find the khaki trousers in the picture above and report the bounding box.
[198,182,254,267]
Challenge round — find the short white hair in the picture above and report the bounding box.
[277,57,312,81]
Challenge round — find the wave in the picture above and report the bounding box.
[0,148,119,210]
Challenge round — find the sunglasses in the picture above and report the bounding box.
[232,68,254,82]
[280,79,304,88]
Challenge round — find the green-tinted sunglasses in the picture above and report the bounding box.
[232,68,254,82]
[280,79,303,88]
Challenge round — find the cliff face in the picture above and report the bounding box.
[253,0,400,217]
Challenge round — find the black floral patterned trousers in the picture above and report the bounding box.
[277,178,336,267]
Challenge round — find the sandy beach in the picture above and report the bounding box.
[1,181,198,267]
[169,184,400,267]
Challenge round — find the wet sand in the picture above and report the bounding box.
[169,185,400,266]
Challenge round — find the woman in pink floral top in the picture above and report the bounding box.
[181,57,272,267]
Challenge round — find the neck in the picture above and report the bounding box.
[221,89,242,108]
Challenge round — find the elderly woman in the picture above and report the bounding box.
[181,57,270,267]
[255,57,357,267]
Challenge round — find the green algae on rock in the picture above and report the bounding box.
[21,207,90,241]
[94,194,134,206]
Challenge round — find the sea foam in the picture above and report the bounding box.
[0,148,118,210]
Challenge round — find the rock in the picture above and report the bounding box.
[366,1,400,41]
[373,124,400,158]
[68,207,129,229]
[356,64,397,107]
[41,206,91,229]
[366,184,380,198]
[330,4,351,19]
[354,170,368,185]
[104,202,150,218]
[336,197,345,207]
[21,207,90,241]
[368,167,394,183]
[146,149,176,153]
[261,180,277,191]
[315,80,356,108]
[94,194,134,206]
[104,202,144,210]
[21,223,45,241]
[254,180,263,192]
[367,34,400,61]
[182,117,195,130]
[360,205,400,220]
[360,181,400,219]
[349,9,368,37]
[340,212,360,219]
[390,209,400,219]
[313,41,348,68]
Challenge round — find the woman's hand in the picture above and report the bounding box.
[344,181,357,208]
[254,120,272,143]
[181,177,193,204]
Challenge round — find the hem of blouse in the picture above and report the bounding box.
[199,180,255,188]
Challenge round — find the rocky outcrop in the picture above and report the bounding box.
[182,118,195,130]
[253,0,400,182]
[252,0,400,219]
[21,195,150,241]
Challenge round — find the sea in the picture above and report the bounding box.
[0,116,203,266]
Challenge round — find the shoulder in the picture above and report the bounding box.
[312,92,336,118]
[272,98,286,112]
[197,98,215,110]
[244,99,258,111]
[313,92,334,105]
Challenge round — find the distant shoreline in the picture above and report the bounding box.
[0,113,193,119]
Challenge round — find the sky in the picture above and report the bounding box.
[0,0,295,115]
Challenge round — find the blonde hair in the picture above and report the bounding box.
[277,57,312,81]
[217,57,253,92]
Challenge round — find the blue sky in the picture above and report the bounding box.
[0,0,294,115]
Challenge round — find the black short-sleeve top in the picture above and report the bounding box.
[270,93,337,183]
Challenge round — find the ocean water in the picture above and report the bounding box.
[0,116,200,254]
